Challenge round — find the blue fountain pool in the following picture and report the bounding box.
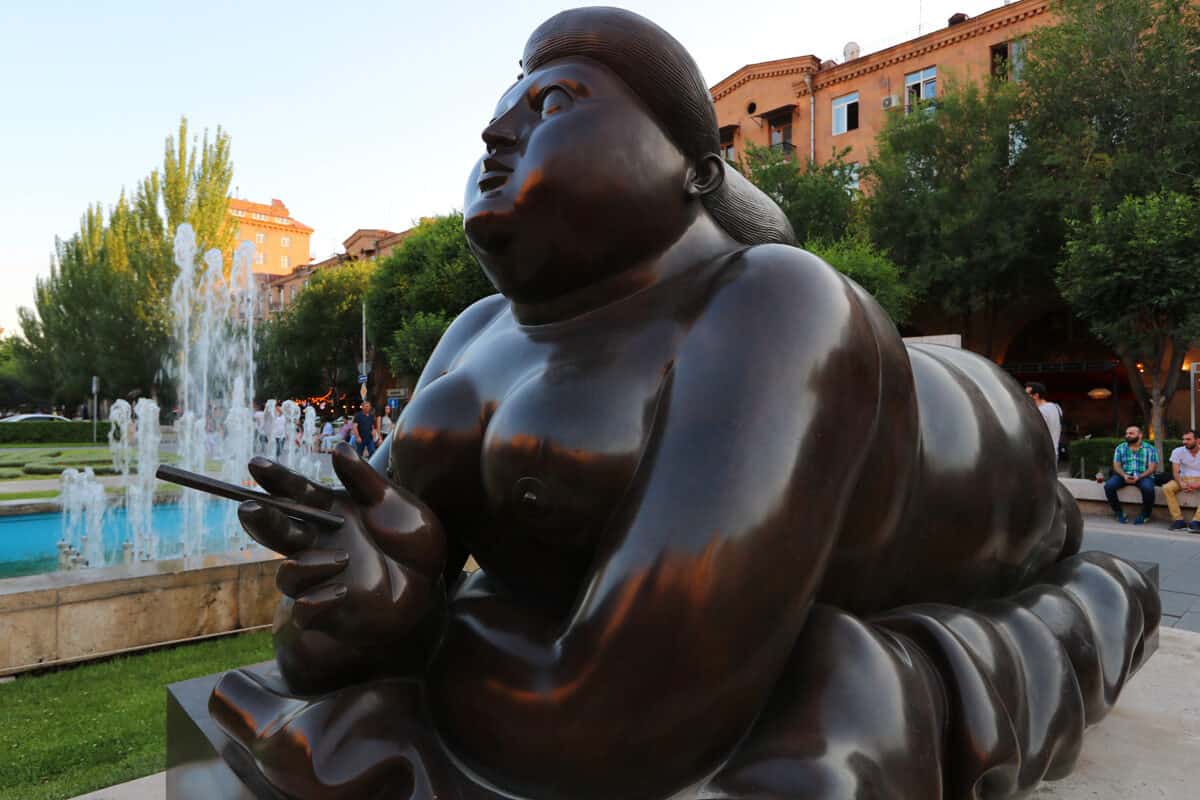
[0,501,246,579]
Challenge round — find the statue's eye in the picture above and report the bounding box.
[538,87,573,118]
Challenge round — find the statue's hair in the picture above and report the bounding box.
[523,7,797,247]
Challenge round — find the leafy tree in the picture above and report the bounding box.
[258,261,375,401]
[1058,191,1200,442]
[1022,0,1200,221]
[15,117,233,406]
[388,311,455,376]
[806,237,913,324]
[0,337,41,412]
[162,118,236,258]
[738,143,858,244]
[1019,0,1200,431]
[366,213,493,377]
[865,78,1057,358]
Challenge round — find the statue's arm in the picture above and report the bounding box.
[429,248,885,799]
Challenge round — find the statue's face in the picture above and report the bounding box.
[464,57,695,304]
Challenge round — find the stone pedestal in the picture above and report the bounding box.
[166,662,284,800]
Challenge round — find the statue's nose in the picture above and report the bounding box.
[482,123,518,151]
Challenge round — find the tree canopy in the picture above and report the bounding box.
[16,118,233,407]
[737,143,859,245]
[257,261,376,402]
[365,213,493,378]
[865,77,1058,357]
[1022,0,1200,219]
[1059,191,1200,440]
[1025,0,1200,435]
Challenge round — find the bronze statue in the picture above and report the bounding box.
[209,8,1160,799]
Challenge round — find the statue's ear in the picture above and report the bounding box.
[686,153,725,198]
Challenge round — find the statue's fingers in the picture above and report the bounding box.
[238,501,316,556]
[292,582,348,629]
[276,550,350,597]
[248,457,334,509]
[331,442,390,507]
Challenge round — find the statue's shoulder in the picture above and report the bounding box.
[450,293,509,333]
[418,294,509,386]
[707,243,856,315]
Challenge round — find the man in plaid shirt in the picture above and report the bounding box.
[1103,425,1159,524]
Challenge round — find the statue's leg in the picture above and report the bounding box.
[702,552,1159,800]
[209,669,464,800]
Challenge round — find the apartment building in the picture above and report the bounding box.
[228,197,313,277]
[711,0,1051,177]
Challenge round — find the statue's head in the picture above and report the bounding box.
[464,6,794,304]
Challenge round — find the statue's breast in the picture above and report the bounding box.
[479,354,660,555]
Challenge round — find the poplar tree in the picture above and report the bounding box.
[16,117,234,406]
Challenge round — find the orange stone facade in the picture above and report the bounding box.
[711,0,1052,176]
[228,198,313,277]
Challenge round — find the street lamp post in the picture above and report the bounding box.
[1191,362,1198,432]
[91,375,98,443]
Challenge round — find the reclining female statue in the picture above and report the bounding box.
[211,8,1160,799]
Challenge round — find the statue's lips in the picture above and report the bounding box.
[478,172,510,193]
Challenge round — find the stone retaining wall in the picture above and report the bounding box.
[1061,477,1200,518]
[0,551,280,675]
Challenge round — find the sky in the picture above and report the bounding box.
[0,0,1010,335]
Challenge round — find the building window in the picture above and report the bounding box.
[281,255,290,271]
[254,252,264,265]
[905,66,937,111]
[720,140,735,163]
[280,236,290,248]
[230,209,246,218]
[251,213,267,221]
[290,286,297,302]
[846,162,861,192]
[991,39,1027,82]
[255,232,265,245]
[278,288,284,306]
[832,92,860,135]
[767,112,794,155]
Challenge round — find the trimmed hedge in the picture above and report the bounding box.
[1067,437,1182,478]
[0,421,111,444]
[22,463,118,476]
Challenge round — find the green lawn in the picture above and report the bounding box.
[0,631,273,800]
[0,489,60,501]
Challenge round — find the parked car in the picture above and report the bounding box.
[0,414,71,423]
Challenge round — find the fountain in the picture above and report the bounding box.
[58,468,106,569]
[47,223,264,572]
[169,224,259,561]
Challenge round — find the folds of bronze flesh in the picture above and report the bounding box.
[208,7,1160,799]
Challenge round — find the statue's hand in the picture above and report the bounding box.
[239,442,446,693]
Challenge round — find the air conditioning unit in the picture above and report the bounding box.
[882,95,898,109]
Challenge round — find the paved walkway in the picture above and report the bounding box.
[1080,516,1200,631]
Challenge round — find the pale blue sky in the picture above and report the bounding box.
[0,0,1005,334]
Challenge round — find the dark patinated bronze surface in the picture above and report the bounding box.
[202,8,1160,799]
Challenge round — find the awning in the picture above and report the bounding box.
[718,123,739,138]
[755,103,797,121]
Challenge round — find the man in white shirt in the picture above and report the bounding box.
[1163,428,1200,531]
[1024,382,1061,459]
